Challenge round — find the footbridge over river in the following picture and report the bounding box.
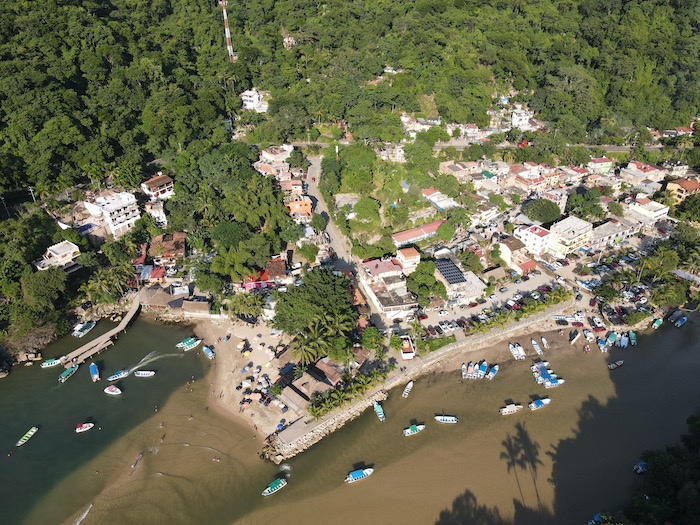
[61,292,142,367]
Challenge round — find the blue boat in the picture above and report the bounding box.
[107,369,129,382]
[345,468,374,483]
[373,401,386,422]
[487,364,499,381]
[528,398,551,411]
[477,360,488,379]
[675,316,688,328]
[668,310,683,323]
[633,461,648,474]
[89,362,100,382]
[202,346,216,360]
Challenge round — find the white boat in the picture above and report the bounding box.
[500,403,524,415]
[514,343,526,360]
[261,478,287,496]
[583,329,595,342]
[75,422,95,433]
[41,358,62,368]
[89,362,100,382]
[72,321,96,338]
[528,398,552,411]
[181,338,202,351]
[202,346,216,360]
[544,378,565,389]
[461,363,468,379]
[466,361,475,379]
[487,364,499,381]
[403,424,425,436]
[508,343,519,360]
[619,333,629,348]
[345,468,374,483]
[401,381,414,398]
[541,337,549,349]
[531,339,543,355]
[107,369,129,382]
[434,415,458,424]
[134,370,155,378]
[15,427,39,447]
[104,385,122,396]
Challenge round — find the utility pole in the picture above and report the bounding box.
[28,186,36,203]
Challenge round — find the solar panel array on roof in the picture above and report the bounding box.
[435,258,466,285]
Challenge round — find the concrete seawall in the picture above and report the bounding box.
[262,298,576,463]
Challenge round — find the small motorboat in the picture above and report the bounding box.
[104,385,122,396]
[597,337,608,353]
[675,316,688,328]
[75,422,95,433]
[58,365,79,384]
[180,338,202,351]
[89,362,100,382]
[466,361,475,378]
[629,331,637,346]
[373,401,386,422]
[608,360,624,370]
[434,415,458,424]
[41,358,62,369]
[403,424,426,436]
[402,381,414,398]
[134,370,155,377]
[261,477,287,496]
[345,468,374,483]
[477,360,488,379]
[541,337,549,349]
[668,310,683,323]
[531,339,543,355]
[107,369,129,382]
[569,330,580,345]
[202,346,216,360]
[544,378,565,389]
[72,321,96,338]
[461,363,468,379]
[500,403,524,415]
[15,427,39,447]
[176,336,197,348]
[652,318,662,330]
[487,364,499,381]
[633,461,648,474]
[528,398,552,411]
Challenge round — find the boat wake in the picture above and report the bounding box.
[73,503,93,525]
[129,352,183,373]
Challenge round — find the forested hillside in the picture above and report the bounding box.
[0,0,698,194]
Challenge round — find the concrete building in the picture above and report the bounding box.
[514,225,552,258]
[144,201,167,227]
[391,220,446,247]
[588,157,613,174]
[149,232,186,267]
[540,189,568,212]
[498,236,537,276]
[34,241,81,273]
[286,195,313,224]
[83,192,140,238]
[433,251,486,303]
[666,178,700,205]
[620,161,665,185]
[590,219,639,250]
[421,187,459,211]
[626,196,669,222]
[549,216,593,258]
[240,88,268,113]
[396,247,421,275]
[141,173,174,201]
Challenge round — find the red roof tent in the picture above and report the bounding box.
[150,266,165,280]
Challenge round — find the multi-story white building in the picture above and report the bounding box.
[240,89,268,113]
[34,241,81,273]
[514,225,552,258]
[549,216,593,258]
[511,104,533,129]
[141,173,174,201]
[626,196,669,222]
[587,157,613,174]
[84,192,141,238]
[590,219,639,250]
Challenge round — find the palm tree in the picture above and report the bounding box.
[210,244,254,283]
[681,247,700,276]
[319,311,355,336]
[677,135,694,162]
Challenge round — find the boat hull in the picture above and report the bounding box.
[401,381,413,398]
[75,423,94,433]
[434,415,458,424]
[107,370,128,382]
[41,359,62,369]
[15,427,39,447]
[403,424,425,436]
[262,478,287,496]
[345,468,374,483]
[104,386,122,396]
[500,404,523,415]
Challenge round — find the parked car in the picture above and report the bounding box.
[513,294,523,301]
[589,297,597,307]
[499,286,508,293]
[417,312,428,321]
[426,325,437,337]
[438,309,449,317]
[434,325,444,336]
[489,294,497,300]
[521,275,530,281]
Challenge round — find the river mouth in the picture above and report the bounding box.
[4,319,700,524]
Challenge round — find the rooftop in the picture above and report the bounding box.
[142,174,173,190]
[435,258,466,285]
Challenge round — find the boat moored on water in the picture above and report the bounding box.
[606,332,617,347]
[675,316,688,328]
[500,403,524,415]
[72,321,96,338]
[668,310,683,323]
[202,346,216,360]
[104,385,121,396]
[569,330,580,345]
[434,415,458,424]
[75,422,94,433]
[262,478,287,496]
[608,360,624,370]
[345,468,374,483]
[176,336,197,348]
[180,338,202,351]
[134,370,155,377]
[528,398,552,411]
[15,427,39,447]
[652,318,662,330]
[41,358,62,369]
[402,381,414,398]
[403,424,425,436]
[461,363,468,379]
[89,362,100,382]
[373,401,386,422]
[58,365,79,384]
[107,369,129,382]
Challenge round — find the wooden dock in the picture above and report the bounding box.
[61,293,141,367]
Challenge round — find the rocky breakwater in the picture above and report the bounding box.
[261,390,389,463]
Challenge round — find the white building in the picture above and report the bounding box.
[620,161,665,184]
[511,104,532,129]
[396,247,421,275]
[145,201,168,227]
[34,241,81,273]
[84,192,141,238]
[514,225,552,257]
[240,89,268,113]
[540,189,568,212]
[549,216,593,258]
[590,219,639,250]
[260,144,294,163]
[626,196,669,222]
[587,157,613,174]
[141,173,174,201]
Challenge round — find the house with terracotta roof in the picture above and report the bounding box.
[286,195,313,224]
[396,247,421,275]
[666,178,700,204]
[265,258,287,282]
[391,219,446,247]
[498,236,537,276]
[620,161,665,184]
[149,232,186,267]
[141,173,174,201]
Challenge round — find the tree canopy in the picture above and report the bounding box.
[523,199,561,224]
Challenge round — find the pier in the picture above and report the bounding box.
[61,293,142,367]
